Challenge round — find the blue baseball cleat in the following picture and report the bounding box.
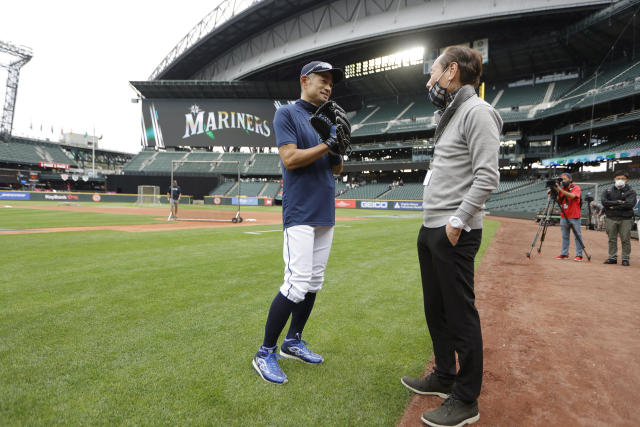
[253,345,288,384]
[280,333,324,364]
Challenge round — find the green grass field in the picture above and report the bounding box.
[0,204,498,425]
[0,208,164,230]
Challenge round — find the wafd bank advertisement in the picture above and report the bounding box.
[140,99,292,148]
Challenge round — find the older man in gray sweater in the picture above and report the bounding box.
[401,46,501,427]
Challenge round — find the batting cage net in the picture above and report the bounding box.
[137,185,160,205]
[169,160,243,223]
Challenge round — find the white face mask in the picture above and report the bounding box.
[615,179,626,189]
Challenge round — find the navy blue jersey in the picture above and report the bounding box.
[274,99,335,229]
[168,185,181,200]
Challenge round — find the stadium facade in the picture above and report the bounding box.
[3,0,639,216]
[122,0,640,212]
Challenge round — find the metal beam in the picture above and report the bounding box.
[0,40,32,139]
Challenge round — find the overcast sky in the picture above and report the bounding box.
[1,0,222,154]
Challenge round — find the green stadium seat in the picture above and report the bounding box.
[179,152,223,174]
[260,182,281,198]
[237,181,266,197]
[123,151,155,173]
[337,183,390,199]
[210,180,237,196]
[144,152,189,173]
[495,84,548,109]
[216,153,251,174]
[378,183,423,200]
[0,140,77,167]
[245,153,281,176]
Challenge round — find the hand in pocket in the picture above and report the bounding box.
[445,223,462,247]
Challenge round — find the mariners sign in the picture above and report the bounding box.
[141,98,292,148]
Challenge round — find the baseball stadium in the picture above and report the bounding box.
[2,0,640,425]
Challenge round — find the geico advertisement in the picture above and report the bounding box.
[141,99,293,148]
[359,200,389,209]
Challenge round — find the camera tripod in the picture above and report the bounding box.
[526,193,591,261]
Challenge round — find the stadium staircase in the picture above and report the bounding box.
[209,180,236,196]
[0,140,78,167]
[259,182,281,198]
[238,181,266,197]
[225,181,239,196]
[125,151,284,176]
[337,183,391,199]
[246,153,280,176]
[335,181,348,197]
[378,183,423,200]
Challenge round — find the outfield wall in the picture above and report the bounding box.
[0,190,192,204]
[205,197,422,209]
[335,199,424,211]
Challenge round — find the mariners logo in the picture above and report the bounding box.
[184,104,271,140]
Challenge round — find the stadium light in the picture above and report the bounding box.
[345,46,424,78]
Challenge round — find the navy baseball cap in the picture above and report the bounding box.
[300,61,344,84]
[561,172,572,179]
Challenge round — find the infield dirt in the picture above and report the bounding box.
[398,216,639,427]
[1,204,358,233]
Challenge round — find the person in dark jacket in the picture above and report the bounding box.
[602,171,637,266]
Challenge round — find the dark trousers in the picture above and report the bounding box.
[417,225,483,403]
[605,217,633,261]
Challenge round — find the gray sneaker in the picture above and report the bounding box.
[401,373,453,398]
[421,396,479,427]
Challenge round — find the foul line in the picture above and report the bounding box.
[244,225,352,235]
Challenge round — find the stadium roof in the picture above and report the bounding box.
[130,80,299,99]
[152,0,629,82]
[135,0,640,114]
[245,0,640,83]
[151,0,334,80]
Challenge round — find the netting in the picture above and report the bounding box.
[137,185,160,204]
[169,160,243,223]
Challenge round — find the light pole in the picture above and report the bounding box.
[92,124,96,178]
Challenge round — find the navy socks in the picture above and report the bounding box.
[286,292,317,340]
[262,292,297,348]
[262,292,317,347]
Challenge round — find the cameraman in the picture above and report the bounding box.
[549,172,584,261]
[602,171,636,266]
[590,200,605,230]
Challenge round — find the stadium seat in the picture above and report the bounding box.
[337,183,391,199]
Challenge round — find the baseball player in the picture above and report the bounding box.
[252,61,349,384]
[167,180,181,220]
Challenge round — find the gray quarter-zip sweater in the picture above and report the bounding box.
[423,84,502,230]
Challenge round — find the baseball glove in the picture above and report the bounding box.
[310,101,352,156]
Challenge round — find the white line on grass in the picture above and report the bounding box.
[244,230,281,235]
[244,224,353,235]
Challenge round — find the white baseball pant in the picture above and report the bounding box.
[279,225,334,303]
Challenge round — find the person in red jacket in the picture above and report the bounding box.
[553,172,584,262]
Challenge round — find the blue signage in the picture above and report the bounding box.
[0,192,30,200]
[392,201,423,210]
[232,197,259,206]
